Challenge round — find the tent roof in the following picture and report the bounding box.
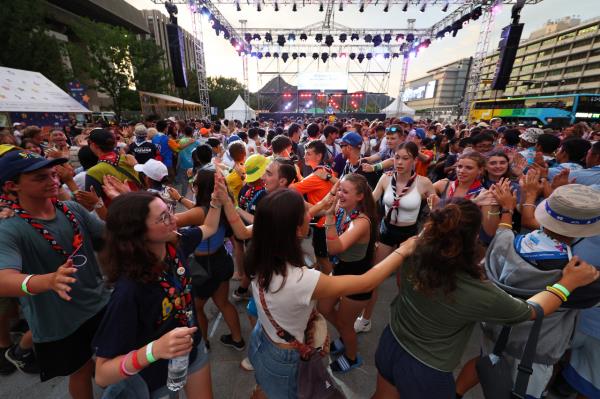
[0,67,90,113]
[139,91,201,107]
[382,98,415,115]
[225,95,254,111]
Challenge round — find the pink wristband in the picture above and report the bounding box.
[119,351,137,377]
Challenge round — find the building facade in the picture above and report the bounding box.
[403,58,472,121]
[476,16,600,101]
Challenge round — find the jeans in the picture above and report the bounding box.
[249,324,300,399]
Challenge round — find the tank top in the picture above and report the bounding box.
[382,176,421,225]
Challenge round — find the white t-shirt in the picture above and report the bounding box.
[252,265,321,344]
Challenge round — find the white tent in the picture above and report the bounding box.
[0,66,90,113]
[382,97,415,118]
[224,95,255,122]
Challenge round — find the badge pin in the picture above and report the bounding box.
[176,266,186,276]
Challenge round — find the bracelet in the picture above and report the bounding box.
[546,286,567,302]
[131,349,142,371]
[209,201,222,209]
[374,163,382,172]
[177,196,184,203]
[498,223,513,229]
[487,210,501,216]
[21,275,34,296]
[120,351,138,376]
[521,203,536,208]
[544,287,564,302]
[552,283,570,298]
[146,341,157,364]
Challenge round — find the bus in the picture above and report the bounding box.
[469,93,600,127]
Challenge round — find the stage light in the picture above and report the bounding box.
[236,1,241,11]
[321,53,329,63]
[471,6,483,20]
[339,33,347,42]
[253,33,261,41]
[383,2,389,12]
[300,33,308,41]
[357,53,365,63]
[245,33,252,42]
[292,2,297,11]
[325,34,334,47]
[315,34,323,42]
[200,6,211,17]
[420,1,426,12]
[265,52,271,57]
[441,1,449,12]
[402,1,408,12]
[349,52,356,60]
[372,34,382,46]
[331,53,337,58]
[383,33,392,43]
[265,32,272,42]
[223,29,230,39]
[366,53,373,60]
[384,53,390,59]
[277,35,286,46]
[364,34,372,43]
[257,52,263,59]
[351,33,359,41]
[273,52,279,58]
[319,2,324,12]
[406,33,414,42]
[339,52,347,58]
[392,52,399,58]
[300,52,306,57]
[339,1,343,11]
[292,52,298,59]
[312,53,319,60]
[257,1,261,12]
[288,33,296,42]
[274,2,279,11]
[359,3,364,12]
[251,52,257,57]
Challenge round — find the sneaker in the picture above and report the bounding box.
[0,347,16,375]
[232,287,250,302]
[220,334,246,351]
[240,356,254,371]
[353,317,371,333]
[5,345,40,374]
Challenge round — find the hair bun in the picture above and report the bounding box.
[429,204,462,236]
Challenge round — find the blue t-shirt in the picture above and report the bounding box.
[152,133,173,167]
[177,138,199,170]
[567,165,600,187]
[92,228,203,392]
[548,162,583,181]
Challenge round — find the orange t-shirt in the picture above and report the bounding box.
[290,173,333,227]
[415,149,434,176]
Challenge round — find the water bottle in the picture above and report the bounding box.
[166,354,189,391]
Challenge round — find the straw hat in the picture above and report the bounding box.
[534,184,600,238]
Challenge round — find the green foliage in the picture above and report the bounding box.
[208,76,246,118]
[129,39,172,94]
[0,0,69,88]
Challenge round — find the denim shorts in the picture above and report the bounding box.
[249,324,300,399]
[375,325,456,399]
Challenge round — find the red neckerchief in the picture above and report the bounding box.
[385,172,417,223]
[238,182,265,211]
[11,199,83,256]
[97,151,119,168]
[330,208,361,265]
[157,243,193,327]
[0,194,15,206]
[447,179,483,200]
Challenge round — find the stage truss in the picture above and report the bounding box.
[155,0,545,118]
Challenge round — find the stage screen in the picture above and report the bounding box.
[401,80,437,102]
[298,72,348,91]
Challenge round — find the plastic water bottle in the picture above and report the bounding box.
[167,354,189,391]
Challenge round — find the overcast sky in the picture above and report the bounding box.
[126,0,597,96]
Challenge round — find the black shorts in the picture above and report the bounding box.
[312,226,328,258]
[192,246,235,300]
[332,259,372,301]
[34,307,106,382]
[379,220,418,248]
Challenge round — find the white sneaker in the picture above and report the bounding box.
[354,317,371,333]
[240,357,254,371]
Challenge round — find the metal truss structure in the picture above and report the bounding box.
[189,3,211,117]
[156,0,545,117]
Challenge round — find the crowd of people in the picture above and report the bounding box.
[0,113,598,399]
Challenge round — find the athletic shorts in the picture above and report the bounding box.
[191,246,235,300]
[379,220,417,248]
[332,259,372,301]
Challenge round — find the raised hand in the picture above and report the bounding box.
[51,259,78,301]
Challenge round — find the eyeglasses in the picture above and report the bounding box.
[156,209,175,225]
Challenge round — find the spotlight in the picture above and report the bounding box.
[325,34,334,47]
[319,2,324,12]
[366,53,373,60]
[257,52,263,59]
[274,2,279,11]
[402,1,408,12]
[383,2,389,12]
[383,33,392,43]
[300,33,308,41]
[277,34,286,46]
[312,53,319,60]
[372,34,382,46]
[420,1,426,12]
[236,1,241,11]
[339,1,343,11]
[292,2,297,11]
[331,53,337,58]
[392,52,399,58]
[349,52,356,60]
[265,32,272,42]
[257,1,261,12]
[292,52,298,59]
[315,33,323,42]
[253,33,261,41]
[406,33,414,42]
[245,33,252,42]
[359,3,364,12]
[351,33,359,41]
[364,34,372,43]
[299,52,306,58]
[357,53,365,63]
[273,52,279,58]
[471,6,483,20]
[321,53,329,62]
[339,33,347,42]
[288,33,296,42]
[441,1,449,12]
[265,52,271,57]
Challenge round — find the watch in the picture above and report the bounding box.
[326,173,332,181]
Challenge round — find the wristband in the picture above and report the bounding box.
[487,210,501,216]
[131,349,142,370]
[177,196,184,203]
[120,351,137,376]
[326,235,338,241]
[21,275,34,296]
[544,287,564,302]
[521,203,536,208]
[552,283,570,298]
[146,341,157,364]
[546,286,567,302]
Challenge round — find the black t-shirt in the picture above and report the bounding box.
[128,141,158,164]
[92,228,203,393]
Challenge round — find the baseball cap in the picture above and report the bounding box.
[134,159,168,182]
[340,132,362,148]
[227,135,241,144]
[399,116,414,125]
[414,128,426,140]
[0,150,68,184]
[200,127,210,137]
[519,127,544,144]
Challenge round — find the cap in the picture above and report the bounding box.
[227,135,241,144]
[520,127,544,144]
[200,127,210,137]
[399,116,414,125]
[340,132,362,148]
[244,154,270,183]
[134,159,168,182]
[12,122,21,127]
[414,128,426,140]
[477,122,490,128]
[0,151,68,184]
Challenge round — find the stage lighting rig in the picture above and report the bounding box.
[288,33,296,42]
[315,33,323,42]
[292,52,298,59]
[252,33,261,41]
[359,1,365,12]
[339,33,347,42]
[364,34,372,43]
[351,33,359,41]
[319,2,324,11]
[292,2,297,11]
[265,32,272,42]
[300,33,308,41]
[402,1,408,12]
[277,34,286,46]
[383,2,389,12]
[282,53,289,62]
[312,53,319,60]
[357,53,365,63]
[383,33,392,43]
[349,53,356,60]
[321,53,328,62]
[256,0,261,12]
[274,1,279,11]
[236,1,241,11]
[372,34,382,46]
[441,1,449,12]
[420,1,427,12]
[325,34,334,46]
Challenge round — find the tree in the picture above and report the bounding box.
[69,19,134,119]
[0,0,69,88]
[129,39,173,94]
[180,68,200,104]
[208,76,246,118]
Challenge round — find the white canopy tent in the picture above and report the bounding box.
[224,95,255,122]
[382,98,416,118]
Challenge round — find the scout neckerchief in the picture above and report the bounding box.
[330,208,361,265]
[158,243,193,327]
[447,179,483,200]
[238,182,265,212]
[514,230,569,264]
[11,199,83,256]
[0,194,15,206]
[97,151,120,168]
[385,172,417,224]
[342,159,363,176]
